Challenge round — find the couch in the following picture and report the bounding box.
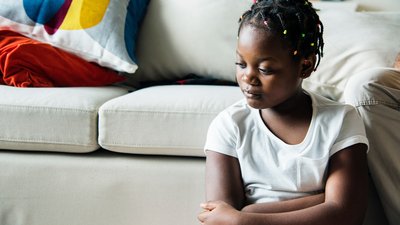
[1,1,399,225]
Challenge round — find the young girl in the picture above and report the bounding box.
[198,1,369,225]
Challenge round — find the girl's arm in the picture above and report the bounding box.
[205,150,325,214]
[199,143,369,225]
[241,193,325,213]
[205,150,245,210]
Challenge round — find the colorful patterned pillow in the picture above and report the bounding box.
[0,0,149,74]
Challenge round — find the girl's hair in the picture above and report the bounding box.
[238,0,324,70]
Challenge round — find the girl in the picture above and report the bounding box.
[198,0,369,225]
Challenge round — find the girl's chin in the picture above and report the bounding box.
[245,98,268,110]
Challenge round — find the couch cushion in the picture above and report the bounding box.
[0,85,128,153]
[133,0,251,82]
[304,11,400,102]
[99,85,243,156]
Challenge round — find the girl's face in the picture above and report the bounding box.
[236,25,308,110]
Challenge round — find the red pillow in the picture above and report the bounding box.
[0,30,125,87]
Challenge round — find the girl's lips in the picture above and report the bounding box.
[243,89,262,99]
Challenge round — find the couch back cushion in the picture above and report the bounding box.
[135,0,400,102]
[135,0,252,82]
[303,11,400,102]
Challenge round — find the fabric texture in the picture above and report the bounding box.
[133,0,252,83]
[98,85,243,156]
[303,11,400,102]
[344,67,400,225]
[0,0,149,74]
[0,84,128,153]
[0,150,205,225]
[204,91,368,204]
[133,0,400,102]
[0,30,125,87]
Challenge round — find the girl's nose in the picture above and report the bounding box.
[242,69,259,85]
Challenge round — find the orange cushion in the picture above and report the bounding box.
[0,30,125,87]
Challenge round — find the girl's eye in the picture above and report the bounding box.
[259,68,273,75]
[235,62,246,69]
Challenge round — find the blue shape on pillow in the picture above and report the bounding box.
[23,0,65,24]
[125,0,149,62]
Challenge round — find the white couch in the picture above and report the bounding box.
[1,1,399,225]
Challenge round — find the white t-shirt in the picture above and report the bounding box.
[204,91,369,204]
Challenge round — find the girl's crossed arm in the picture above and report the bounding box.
[199,143,368,225]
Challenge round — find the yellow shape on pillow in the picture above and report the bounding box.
[61,0,110,30]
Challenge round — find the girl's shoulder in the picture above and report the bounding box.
[308,90,356,113]
[219,98,256,122]
[225,98,249,112]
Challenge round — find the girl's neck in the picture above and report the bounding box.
[263,88,311,117]
[260,88,313,145]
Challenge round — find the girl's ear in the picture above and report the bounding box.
[300,54,317,79]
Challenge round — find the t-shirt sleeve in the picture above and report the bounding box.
[204,110,238,158]
[330,106,369,156]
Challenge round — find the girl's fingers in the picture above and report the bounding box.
[197,210,209,223]
[200,201,219,211]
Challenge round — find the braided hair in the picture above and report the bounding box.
[238,0,324,70]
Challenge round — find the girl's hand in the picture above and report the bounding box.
[198,201,241,225]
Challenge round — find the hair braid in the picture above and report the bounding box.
[238,0,324,70]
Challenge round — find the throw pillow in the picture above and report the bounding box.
[0,30,125,87]
[0,0,149,74]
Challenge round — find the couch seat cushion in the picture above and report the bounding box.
[0,85,128,153]
[99,85,242,157]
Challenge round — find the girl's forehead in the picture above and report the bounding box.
[238,25,284,49]
[237,25,292,60]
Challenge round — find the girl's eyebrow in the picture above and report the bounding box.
[258,56,277,62]
[236,51,276,62]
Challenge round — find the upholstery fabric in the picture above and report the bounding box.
[0,150,205,225]
[134,0,400,102]
[99,85,243,156]
[304,11,400,102]
[134,0,252,82]
[0,0,149,73]
[0,85,128,153]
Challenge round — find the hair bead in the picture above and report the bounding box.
[263,20,271,30]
